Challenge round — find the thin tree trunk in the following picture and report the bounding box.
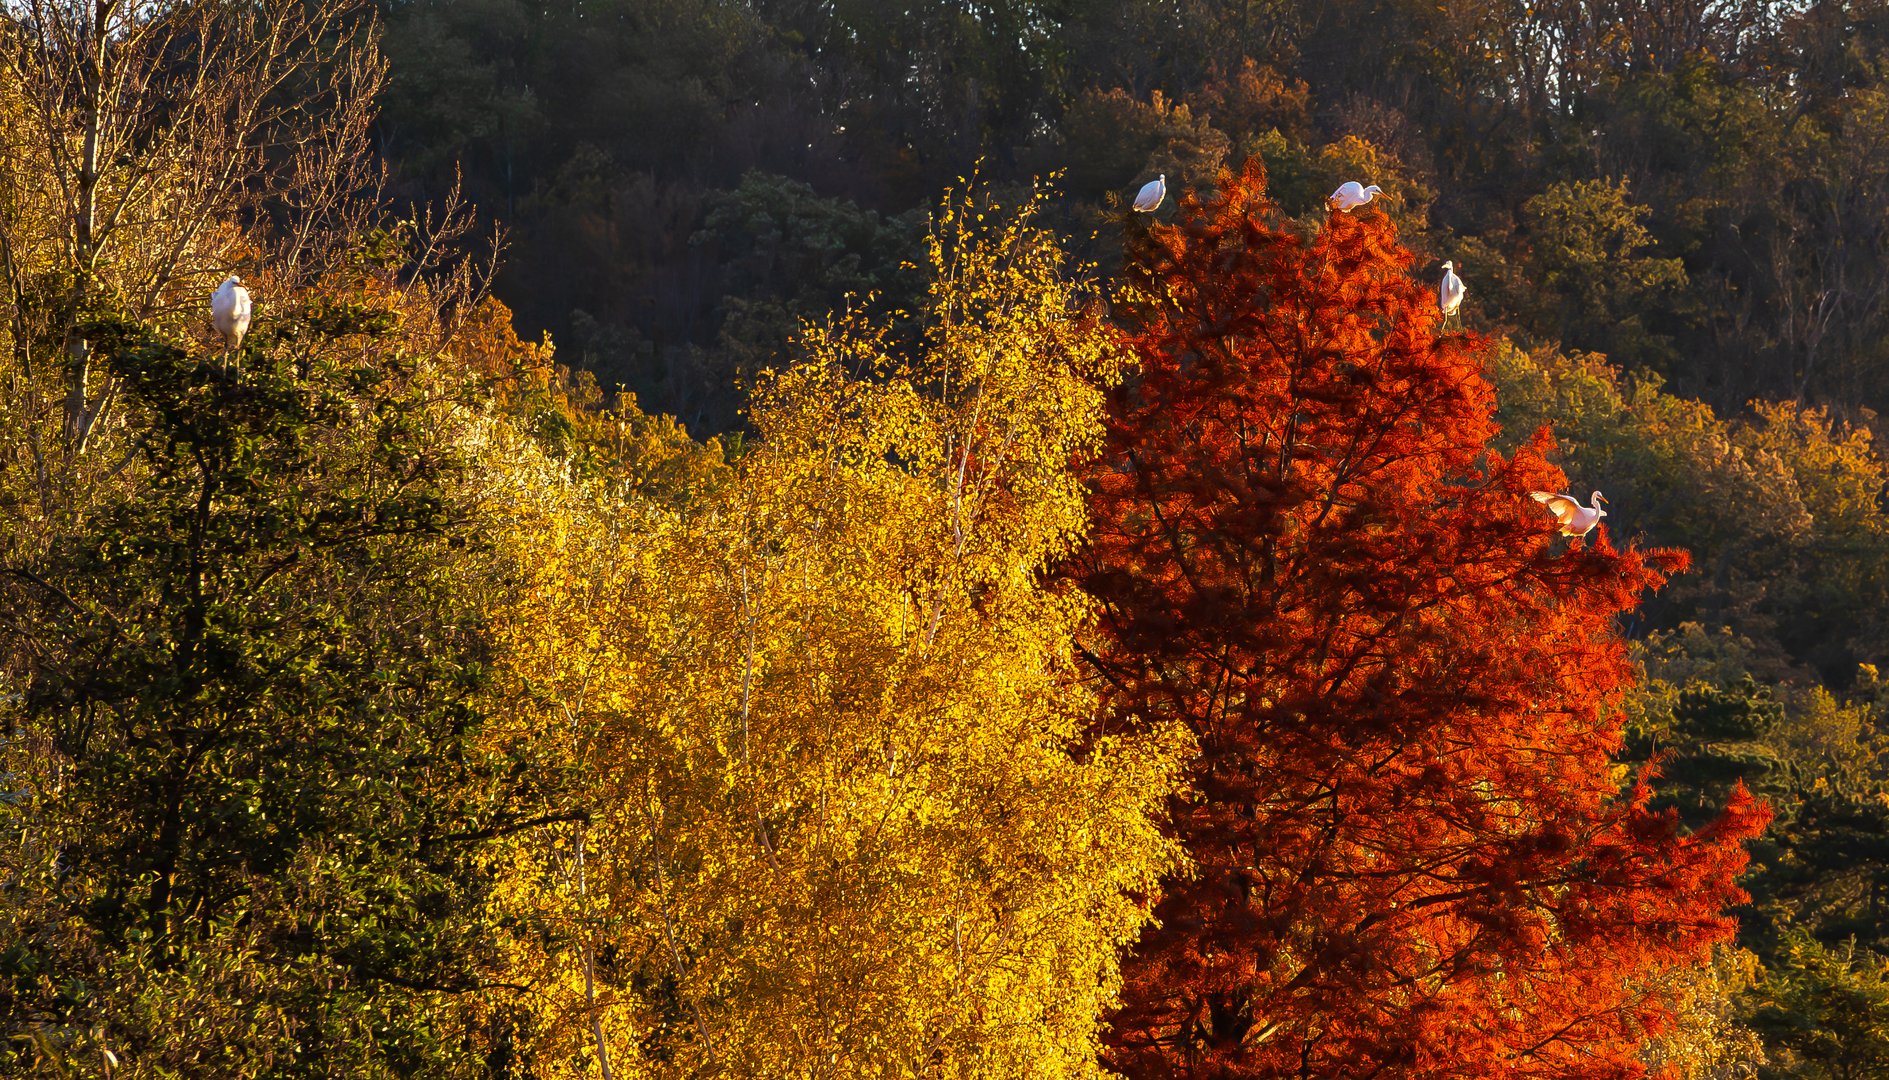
[574,826,615,1080]
[66,1,115,450]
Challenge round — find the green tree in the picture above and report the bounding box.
[0,278,550,1076]
[1518,179,1690,370]
[602,170,918,433]
[1752,932,1889,1080]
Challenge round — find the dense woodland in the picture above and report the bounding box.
[5,0,1889,1077]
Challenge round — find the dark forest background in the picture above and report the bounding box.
[376,0,1889,431]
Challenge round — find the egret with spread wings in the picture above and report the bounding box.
[1531,490,1607,538]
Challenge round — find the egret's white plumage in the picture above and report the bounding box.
[1531,490,1608,537]
[211,275,251,355]
[1328,181,1383,211]
[1134,173,1166,212]
[1439,260,1465,328]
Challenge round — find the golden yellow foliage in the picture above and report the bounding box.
[483,187,1186,1077]
[1740,401,1889,544]
[1639,946,1766,1080]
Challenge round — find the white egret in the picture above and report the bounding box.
[1134,173,1166,213]
[1439,260,1465,329]
[211,275,251,371]
[1328,181,1383,211]
[1531,490,1607,538]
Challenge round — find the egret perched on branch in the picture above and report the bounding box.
[1328,181,1383,211]
[211,275,251,371]
[1531,490,1607,538]
[1133,174,1166,212]
[1439,260,1465,330]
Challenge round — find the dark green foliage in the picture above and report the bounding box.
[556,170,921,433]
[1622,624,1889,1072]
[1634,678,1789,827]
[0,302,539,1075]
[1751,932,1889,1080]
[374,0,1889,431]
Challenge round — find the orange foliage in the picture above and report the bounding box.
[1075,160,1769,1079]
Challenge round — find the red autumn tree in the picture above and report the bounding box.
[1074,160,1769,1079]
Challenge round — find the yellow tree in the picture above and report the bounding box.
[486,186,1185,1077]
